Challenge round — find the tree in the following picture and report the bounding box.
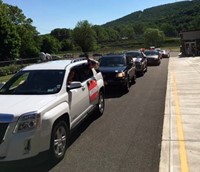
[73,20,97,53]
[92,25,109,43]
[114,25,135,39]
[7,5,40,58]
[40,35,61,54]
[0,2,40,60]
[133,23,145,35]
[50,28,74,51]
[105,28,120,41]
[50,28,72,41]
[0,2,20,61]
[18,24,40,58]
[143,28,165,47]
[61,39,74,51]
[161,23,177,37]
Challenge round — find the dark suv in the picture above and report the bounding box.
[125,50,147,76]
[99,54,136,93]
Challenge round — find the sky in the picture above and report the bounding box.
[3,0,182,34]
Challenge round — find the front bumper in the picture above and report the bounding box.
[147,58,160,65]
[162,54,169,58]
[0,122,50,162]
[104,78,127,87]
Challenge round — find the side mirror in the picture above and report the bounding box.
[67,81,82,91]
[129,60,134,65]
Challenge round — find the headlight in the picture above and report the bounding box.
[13,112,41,133]
[116,72,125,78]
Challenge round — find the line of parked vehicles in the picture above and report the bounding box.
[0,47,169,165]
[98,48,170,93]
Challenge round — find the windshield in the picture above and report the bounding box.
[0,70,65,95]
[144,51,158,56]
[99,56,125,67]
[126,52,142,58]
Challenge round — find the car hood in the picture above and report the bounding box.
[133,58,142,63]
[0,95,57,118]
[146,55,159,59]
[99,66,126,72]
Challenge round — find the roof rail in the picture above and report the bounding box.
[71,57,87,63]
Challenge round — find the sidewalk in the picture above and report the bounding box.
[159,55,200,172]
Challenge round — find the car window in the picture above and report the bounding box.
[99,56,125,67]
[67,69,77,85]
[126,56,133,64]
[144,51,158,56]
[0,70,65,95]
[126,52,141,58]
[69,65,93,83]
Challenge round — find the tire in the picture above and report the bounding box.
[140,70,144,76]
[131,73,136,84]
[96,90,105,116]
[50,121,69,163]
[123,78,130,93]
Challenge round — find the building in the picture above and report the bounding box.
[180,30,200,56]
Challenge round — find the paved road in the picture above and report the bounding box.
[53,58,168,172]
[1,58,170,172]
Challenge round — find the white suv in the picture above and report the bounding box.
[0,58,105,162]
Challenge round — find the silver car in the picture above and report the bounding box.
[144,50,161,66]
[126,51,148,76]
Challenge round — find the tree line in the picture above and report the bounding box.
[1,1,180,61]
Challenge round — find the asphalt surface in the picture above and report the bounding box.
[0,57,170,172]
[54,58,168,172]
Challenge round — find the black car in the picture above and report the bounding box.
[125,50,148,76]
[99,54,136,93]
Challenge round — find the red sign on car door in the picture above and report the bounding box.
[88,79,99,102]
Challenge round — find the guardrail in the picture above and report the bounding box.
[0,57,40,67]
[0,55,64,67]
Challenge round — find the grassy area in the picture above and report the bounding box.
[0,39,179,83]
[98,38,180,52]
[0,74,13,83]
[53,38,180,57]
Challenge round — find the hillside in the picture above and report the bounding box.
[103,0,200,33]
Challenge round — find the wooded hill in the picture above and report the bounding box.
[103,0,200,35]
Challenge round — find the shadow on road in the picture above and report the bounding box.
[104,84,137,98]
[0,110,101,172]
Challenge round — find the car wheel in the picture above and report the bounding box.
[96,90,105,116]
[50,120,69,163]
[131,73,136,84]
[145,65,148,72]
[140,70,144,76]
[123,78,130,93]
